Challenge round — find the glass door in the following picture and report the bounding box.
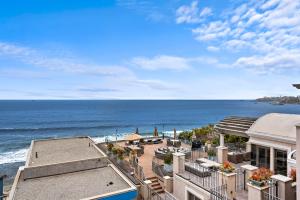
[258,146,270,168]
[274,149,287,175]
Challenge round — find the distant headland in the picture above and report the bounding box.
[256,96,300,105]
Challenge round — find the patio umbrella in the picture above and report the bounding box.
[174,128,177,140]
[124,133,142,141]
[154,127,158,137]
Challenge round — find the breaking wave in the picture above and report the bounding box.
[0,148,27,165]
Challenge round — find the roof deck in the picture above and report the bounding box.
[28,137,105,167]
[13,165,135,200]
[9,136,136,200]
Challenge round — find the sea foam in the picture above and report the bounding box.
[0,148,28,165]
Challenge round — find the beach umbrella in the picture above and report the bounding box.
[124,133,142,141]
[154,127,158,137]
[174,128,177,140]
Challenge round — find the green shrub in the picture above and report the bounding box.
[107,143,114,151]
[112,147,118,155]
[224,135,247,144]
[164,152,173,165]
[212,137,219,145]
[178,124,214,142]
[207,149,216,157]
[117,148,125,160]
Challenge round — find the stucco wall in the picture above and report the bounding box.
[173,174,211,200]
[22,157,109,180]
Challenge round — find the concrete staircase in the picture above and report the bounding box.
[147,176,165,194]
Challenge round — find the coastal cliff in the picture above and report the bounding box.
[256,96,300,105]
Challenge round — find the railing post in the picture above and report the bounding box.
[241,164,258,191]
[271,174,295,200]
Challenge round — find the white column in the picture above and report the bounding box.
[246,141,251,152]
[270,146,274,172]
[173,152,185,177]
[220,133,225,147]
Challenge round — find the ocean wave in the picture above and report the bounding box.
[91,130,186,143]
[0,148,27,165]
[0,123,195,133]
[0,125,133,132]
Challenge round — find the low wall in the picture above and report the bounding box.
[22,157,109,180]
[173,174,211,200]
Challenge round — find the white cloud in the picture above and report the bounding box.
[192,21,231,41]
[131,54,227,71]
[207,46,220,52]
[0,41,134,78]
[131,55,191,71]
[233,50,300,73]
[176,1,212,24]
[0,41,185,98]
[176,0,300,73]
[200,7,212,17]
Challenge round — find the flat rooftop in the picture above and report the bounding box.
[13,165,134,200]
[28,137,105,167]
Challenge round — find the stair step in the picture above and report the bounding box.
[151,183,160,187]
[156,189,165,194]
[151,185,162,190]
[147,177,158,181]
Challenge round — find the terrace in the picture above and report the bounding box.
[97,116,298,200]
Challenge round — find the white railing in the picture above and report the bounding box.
[165,191,178,200]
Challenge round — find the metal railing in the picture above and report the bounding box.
[210,184,228,200]
[165,191,178,200]
[262,193,281,200]
[179,161,221,191]
[235,168,246,191]
[262,179,281,200]
[152,157,173,180]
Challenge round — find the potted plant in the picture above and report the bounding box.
[220,161,235,173]
[207,149,216,161]
[249,168,273,187]
[107,143,114,154]
[112,147,118,158]
[290,168,296,182]
[117,148,125,163]
[163,152,173,172]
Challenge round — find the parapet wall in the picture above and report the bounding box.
[22,157,109,180]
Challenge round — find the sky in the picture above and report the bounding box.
[0,0,299,99]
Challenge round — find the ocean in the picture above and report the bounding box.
[1,100,300,184]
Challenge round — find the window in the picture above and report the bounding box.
[188,192,202,200]
[251,144,270,168]
[251,144,256,166]
[274,149,287,175]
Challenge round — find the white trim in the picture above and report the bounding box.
[25,141,34,167]
[185,186,205,200]
[174,174,210,200]
[247,131,295,144]
[7,167,24,200]
[248,138,292,152]
[109,164,137,189]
